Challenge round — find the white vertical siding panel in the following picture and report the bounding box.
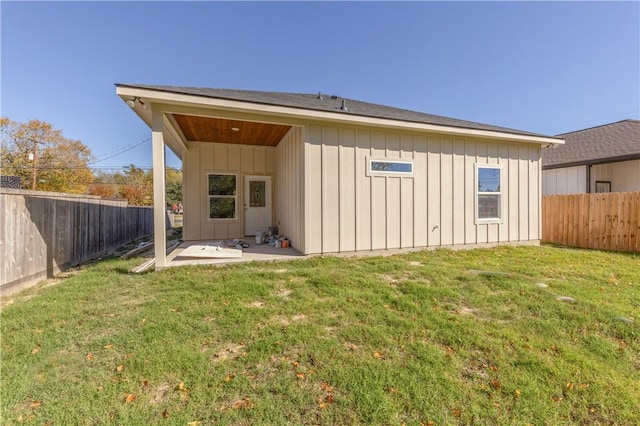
[498,143,510,242]
[228,145,240,171]
[371,132,387,249]
[307,125,322,144]
[542,169,551,195]
[529,146,540,240]
[452,140,465,244]
[487,142,499,243]
[413,135,428,247]
[518,145,530,240]
[464,139,477,244]
[440,138,453,245]
[322,126,340,253]
[427,137,441,246]
[275,127,304,251]
[340,128,356,252]
[200,144,215,240]
[371,131,386,157]
[241,147,253,173]
[266,149,276,174]
[401,177,414,247]
[401,134,414,248]
[214,145,227,171]
[355,130,372,251]
[613,159,640,192]
[371,177,387,249]
[254,149,266,174]
[557,168,568,194]
[508,144,520,241]
[386,177,401,249]
[476,141,488,243]
[386,132,401,158]
[305,140,323,253]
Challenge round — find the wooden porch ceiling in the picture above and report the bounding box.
[173,114,292,147]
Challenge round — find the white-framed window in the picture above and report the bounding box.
[366,157,414,176]
[475,164,502,223]
[208,173,237,220]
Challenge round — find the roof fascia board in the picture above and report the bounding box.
[542,154,640,170]
[117,86,562,145]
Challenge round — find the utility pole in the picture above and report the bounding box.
[27,137,44,191]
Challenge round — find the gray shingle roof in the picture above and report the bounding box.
[116,83,553,139]
[542,119,640,168]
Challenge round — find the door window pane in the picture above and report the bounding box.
[250,181,266,207]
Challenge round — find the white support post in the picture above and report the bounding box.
[151,107,167,268]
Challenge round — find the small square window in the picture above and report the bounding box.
[595,181,611,193]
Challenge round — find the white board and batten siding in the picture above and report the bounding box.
[591,159,640,193]
[274,127,305,252]
[183,142,276,241]
[542,165,587,195]
[304,123,542,255]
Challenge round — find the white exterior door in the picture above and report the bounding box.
[244,175,272,236]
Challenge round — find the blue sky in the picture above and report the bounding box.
[2,1,639,170]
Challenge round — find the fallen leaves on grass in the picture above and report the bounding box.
[452,408,462,417]
[161,409,170,418]
[103,344,113,349]
[344,342,358,351]
[28,401,42,409]
[86,353,94,361]
[31,347,40,355]
[176,382,189,401]
[124,393,136,403]
[116,365,124,372]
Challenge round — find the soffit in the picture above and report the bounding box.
[173,114,292,147]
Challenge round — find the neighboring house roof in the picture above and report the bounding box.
[116,83,555,139]
[542,119,640,169]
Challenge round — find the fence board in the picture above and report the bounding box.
[542,192,640,252]
[0,189,153,290]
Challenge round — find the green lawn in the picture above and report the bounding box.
[1,246,638,425]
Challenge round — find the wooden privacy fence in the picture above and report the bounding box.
[1,188,153,291]
[542,192,640,252]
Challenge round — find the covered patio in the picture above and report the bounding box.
[165,240,305,268]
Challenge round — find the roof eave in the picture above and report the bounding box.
[116,85,562,146]
[542,153,640,169]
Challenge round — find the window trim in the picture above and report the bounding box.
[595,180,611,193]
[366,157,414,177]
[207,172,238,221]
[475,164,503,224]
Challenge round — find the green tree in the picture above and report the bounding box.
[0,117,94,193]
[165,167,183,206]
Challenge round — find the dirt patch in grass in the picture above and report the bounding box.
[150,383,171,404]
[269,314,307,326]
[212,343,246,362]
[246,301,265,308]
[276,289,292,298]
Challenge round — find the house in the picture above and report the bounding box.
[542,119,640,195]
[116,84,562,268]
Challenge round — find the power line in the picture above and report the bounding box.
[89,136,151,164]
